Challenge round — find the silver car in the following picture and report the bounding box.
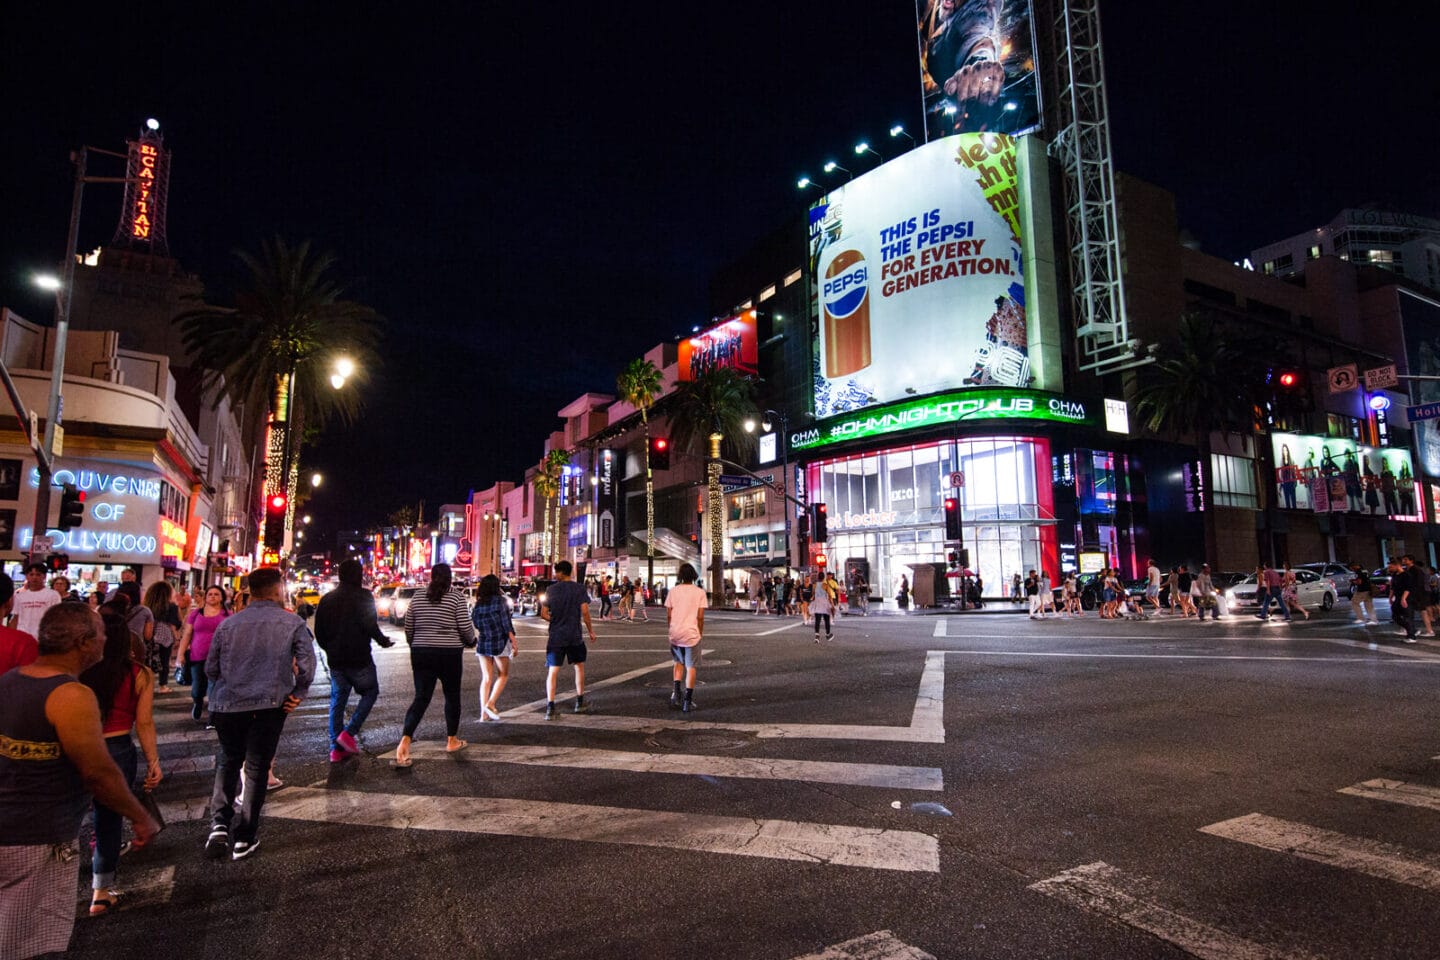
[1226,569,1338,611]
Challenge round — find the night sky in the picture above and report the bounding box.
[2,2,1435,542]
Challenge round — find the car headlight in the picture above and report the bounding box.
[1225,590,1235,603]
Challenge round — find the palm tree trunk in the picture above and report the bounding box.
[1200,434,1220,568]
[642,407,654,596]
[707,434,724,604]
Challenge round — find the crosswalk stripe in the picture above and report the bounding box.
[493,713,942,743]
[503,657,704,715]
[909,651,945,736]
[932,620,946,637]
[757,621,802,636]
[80,865,176,907]
[157,795,210,823]
[386,741,943,791]
[1200,813,1440,891]
[156,729,217,747]
[265,786,940,872]
[787,930,936,960]
[1339,778,1440,812]
[1029,861,1318,960]
[163,755,216,775]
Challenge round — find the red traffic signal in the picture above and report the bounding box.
[1278,371,1299,388]
[815,553,828,567]
[653,438,667,451]
[268,493,288,513]
[943,496,962,540]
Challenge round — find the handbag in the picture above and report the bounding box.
[137,787,166,834]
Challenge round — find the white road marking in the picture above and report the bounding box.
[155,729,219,747]
[1339,778,1440,812]
[265,786,940,872]
[384,741,942,791]
[757,621,802,636]
[1200,813,1440,892]
[502,658,695,715]
[1303,634,1440,660]
[157,795,210,823]
[932,620,947,637]
[1030,861,1317,960]
[908,650,945,738]
[164,755,216,775]
[943,649,1440,664]
[787,930,936,960]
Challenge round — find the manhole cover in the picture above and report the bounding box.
[645,731,755,752]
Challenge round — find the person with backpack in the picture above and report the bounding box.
[143,581,182,694]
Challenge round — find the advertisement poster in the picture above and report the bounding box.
[916,0,1040,141]
[1399,292,1440,476]
[809,133,1027,418]
[678,311,758,381]
[12,457,163,563]
[1271,433,1420,520]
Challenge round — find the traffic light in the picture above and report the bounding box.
[796,510,810,539]
[943,496,962,540]
[46,553,69,572]
[57,483,85,530]
[1277,371,1299,388]
[812,503,828,542]
[648,436,671,471]
[264,492,287,549]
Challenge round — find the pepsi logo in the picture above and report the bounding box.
[823,254,868,319]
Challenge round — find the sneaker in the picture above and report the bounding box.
[191,701,203,721]
[573,697,591,715]
[814,636,821,643]
[1422,632,1436,638]
[336,730,360,755]
[1405,638,1419,644]
[231,840,260,861]
[544,702,558,721]
[204,826,229,860]
[329,748,346,763]
[1367,619,1380,625]
[825,634,834,641]
[1395,631,1411,637]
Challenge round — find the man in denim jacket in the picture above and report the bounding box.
[203,567,315,861]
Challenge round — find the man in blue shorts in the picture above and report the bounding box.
[541,560,596,720]
[664,563,706,713]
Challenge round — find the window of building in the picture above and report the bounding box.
[1262,261,1276,276]
[728,490,767,521]
[783,268,802,287]
[1275,254,1293,270]
[1307,245,1321,260]
[758,284,776,302]
[1210,453,1258,509]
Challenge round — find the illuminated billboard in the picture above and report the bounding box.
[809,132,1030,418]
[15,458,164,563]
[678,311,758,381]
[916,0,1040,142]
[1270,433,1420,521]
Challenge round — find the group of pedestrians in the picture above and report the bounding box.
[1385,555,1437,643]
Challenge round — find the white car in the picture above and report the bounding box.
[1226,570,1338,611]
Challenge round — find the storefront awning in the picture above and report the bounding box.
[629,528,700,564]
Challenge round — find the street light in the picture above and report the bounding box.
[33,274,61,292]
[822,160,851,178]
[302,514,312,525]
[745,408,793,573]
[854,141,884,162]
[889,124,916,146]
[311,472,323,488]
[796,176,817,190]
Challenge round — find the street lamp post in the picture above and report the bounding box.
[745,409,793,573]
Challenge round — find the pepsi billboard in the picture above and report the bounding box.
[809,132,1031,418]
[916,0,1041,142]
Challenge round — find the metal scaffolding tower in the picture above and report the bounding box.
[1049,0,1144,374]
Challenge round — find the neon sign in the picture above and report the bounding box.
[131,144,157,239]
[160,518,188,561]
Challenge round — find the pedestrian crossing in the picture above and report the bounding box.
[1031,754,1440,958]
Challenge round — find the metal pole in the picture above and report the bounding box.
[32,148,87,560]
[778,413,792,575]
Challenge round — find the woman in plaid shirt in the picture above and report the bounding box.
[471,575,518,721]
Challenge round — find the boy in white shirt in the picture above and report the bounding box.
[664,563,707,713]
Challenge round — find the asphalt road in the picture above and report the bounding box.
[65,598,1440,959]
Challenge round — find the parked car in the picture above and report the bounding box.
[1225,569,1338,611]
[374,584,400,620]
[1369,568,1393,598]
[1299,563,1355,598]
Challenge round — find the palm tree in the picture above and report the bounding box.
[667,367,760,602]
[175,238,383,526]
[537,449,571,567]
[616,358,663,587]
[1133,312,1273,564]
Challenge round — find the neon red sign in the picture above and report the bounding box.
[131,144,157,240]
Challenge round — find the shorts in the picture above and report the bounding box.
[545,644,587,667]
[1145,585,1159,599]
[670,644,700,668]
[1102,588,1116,602]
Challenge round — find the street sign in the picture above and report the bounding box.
[27,411,38,452]
[1365,365,1399,390]
[31,536,53,554]
[1406,402,1440,422]
[948,470,966,488]
[1327,363,1358,393]
[51,425,63,457]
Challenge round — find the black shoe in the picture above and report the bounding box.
[231,840,260,861]
[573,697,591,714]
[544,702,558,721]
[191,701,203,721]
[682,698,695,713]
[204,826,229,860]
[668,693,682,710]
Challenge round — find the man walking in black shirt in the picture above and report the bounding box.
[314,560,394,763]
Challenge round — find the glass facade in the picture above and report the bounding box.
[807,437,1056,601]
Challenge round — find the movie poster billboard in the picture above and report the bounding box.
[1399,292,1440,476]
[1271,433,1421,521]
[809,132,1028,418]
[916,0,1040,142]
[678,311,758,381]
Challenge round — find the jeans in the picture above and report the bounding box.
[1258,588,1288,620]
[599,594,612,618]
[210,708,288,844]
[92,735,137,889]
[403,647,464,738]
[329,663,379,746]
[190,657,209,703]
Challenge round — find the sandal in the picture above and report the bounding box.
[392,756,413,768]
[89,892,122,916]
[445,740,468,753]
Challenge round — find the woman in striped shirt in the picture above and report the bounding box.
[395,564,476,767]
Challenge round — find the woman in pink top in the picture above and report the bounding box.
[175,585,228,722]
